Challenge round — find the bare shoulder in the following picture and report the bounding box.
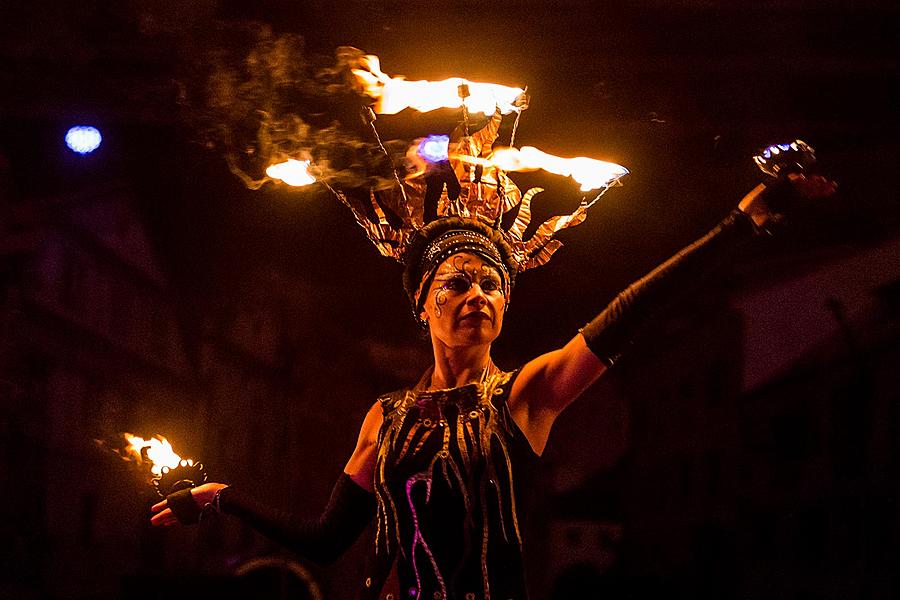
[360,400,385,442]
[510,334,606,416]
[344,401,384,491]
[507,335,607,455]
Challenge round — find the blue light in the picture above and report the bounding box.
[65,126,102,154]
[417,135,450,163]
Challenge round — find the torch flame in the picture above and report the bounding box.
[352,54,524,116]
[457,146,629,192]
[123,434,193,476]
[266,159,316,187]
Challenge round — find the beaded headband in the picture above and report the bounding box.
[420,230,507,284]
[413,228,511,315]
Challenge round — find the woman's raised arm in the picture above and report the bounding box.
[509,174,836,454]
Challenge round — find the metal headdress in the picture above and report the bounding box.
[335,110,627,275]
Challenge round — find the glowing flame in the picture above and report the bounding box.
[458,146,629,192]
[417,135,450,163]
[266,159,316,187]
[352,54,524,116]
[123,434,194,476]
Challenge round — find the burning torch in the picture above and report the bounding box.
[124,434,212,524]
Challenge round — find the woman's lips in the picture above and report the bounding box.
[459,312,491,323]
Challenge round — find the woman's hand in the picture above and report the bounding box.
[739,173,838,228]
[150,482,229,527]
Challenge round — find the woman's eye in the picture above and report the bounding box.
[444,277,471,292]
[480,279,500,292]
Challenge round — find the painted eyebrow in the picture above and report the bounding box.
[433,260,502,282]
[433,271,470,281]
[434,263,473,277]
[434,269,500,281]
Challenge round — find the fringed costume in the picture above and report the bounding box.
[365,369,537,599]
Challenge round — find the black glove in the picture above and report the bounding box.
[166,487,203,525]
[582,209,760,366]
[218,473,376,565]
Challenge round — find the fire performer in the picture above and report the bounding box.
[151,66,835,597]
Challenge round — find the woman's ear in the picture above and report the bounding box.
[416,309,429,338]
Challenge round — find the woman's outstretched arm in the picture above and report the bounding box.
[508,174,836,454]
[150,402,383,565]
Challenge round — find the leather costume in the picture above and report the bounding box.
[363,369,537,600]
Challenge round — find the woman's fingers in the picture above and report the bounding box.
[150,507,177,527]
[789,173,838,199]
[148,483,228,526]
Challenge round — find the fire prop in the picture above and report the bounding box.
[351,54,525,116]
[455,146,629,193]
[753,139,816,178]
[213,45,631,270]
[264,51,627,198]
[266,159,316,187]
[123,434,207,498]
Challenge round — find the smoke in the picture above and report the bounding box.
[177,22,402,191]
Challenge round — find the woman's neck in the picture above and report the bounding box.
[428,343,495,390]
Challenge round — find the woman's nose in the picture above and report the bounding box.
[466,284,488,306]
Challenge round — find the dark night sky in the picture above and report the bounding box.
[2,0,898,363]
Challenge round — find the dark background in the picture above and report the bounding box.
[2,1,898,598]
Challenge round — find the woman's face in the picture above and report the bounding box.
[419,252,506,348]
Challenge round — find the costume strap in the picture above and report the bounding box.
[485,369,519,410]
[379,390,409,418]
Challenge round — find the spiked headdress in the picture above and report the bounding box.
[334,110,626,309]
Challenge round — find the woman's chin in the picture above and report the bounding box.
[453,327,500,347]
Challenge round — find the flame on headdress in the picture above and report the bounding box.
[458,147,629,193]
[350,54,525,116]
[206,42,628,274]
[266,159,316,186]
